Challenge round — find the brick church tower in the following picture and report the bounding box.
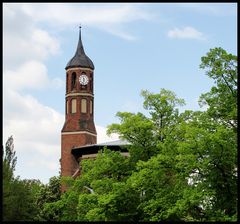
[61,27,97,178]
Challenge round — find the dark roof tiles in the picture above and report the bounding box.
[65,28,94,70]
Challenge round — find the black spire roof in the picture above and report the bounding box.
[65,27,94,70]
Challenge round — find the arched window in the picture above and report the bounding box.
[81,99,87,113]
[66,100,69,114]
[90,100,93,114]
[90,73,93,91]
[66,73,69,92]
[71,99,77,113]
[71,72,76,90]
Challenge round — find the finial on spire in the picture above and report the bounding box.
[79,24,82,40]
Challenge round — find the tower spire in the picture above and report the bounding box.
[65,26,94,70]
[76,25,85,55]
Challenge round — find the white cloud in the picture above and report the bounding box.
[167,26,206,40]
[4,3,154,42]
[3,4,60,69]
[4,61,49,91]
[96,126,119,144]
[3,61,64,95]
[21,3,153,25]
[3,27,60,69]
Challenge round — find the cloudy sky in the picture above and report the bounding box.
[3,3,237,183]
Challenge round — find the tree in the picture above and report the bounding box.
[107,89,185,162]
[171,111,237,221]
[107,112,156,162]
[2,136,43,221]
[42,149,139,221]
[3,136,17,221]
[199,47,237,130]
[141,89,185,142]
[3,135,17,181]
[36,176,61,221]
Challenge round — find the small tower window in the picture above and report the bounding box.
[66,73,69,92]
[66,100,69,114]
[81,99,87,113]
[90,73,93,91]
[90,100,93,114]
[71,99,77,113]
[71,72,76,90]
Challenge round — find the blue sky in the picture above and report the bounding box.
[3,3,237,183]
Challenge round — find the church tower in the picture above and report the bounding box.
[61,27,97,178]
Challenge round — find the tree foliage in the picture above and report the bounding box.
[199,47,237,130]
[2,136,43,221]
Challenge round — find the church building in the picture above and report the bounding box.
[61,28,129,179]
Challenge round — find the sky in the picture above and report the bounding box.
[3,3,237,183]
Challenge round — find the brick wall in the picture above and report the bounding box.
[61,132,96,177]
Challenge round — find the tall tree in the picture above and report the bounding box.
[199,47,237,130]
[3,136,17,220]
[2,136,43,221]
[141,88,185,142]
[107,89,185,162]
[3,136,17,181]
[36,176,61,221]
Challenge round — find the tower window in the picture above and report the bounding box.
[90,100,93,114]
[71,99,77,113]
[90,73,93,91]
[66,73,69,92]
[81,99,87,113]
[71,72,76,90]
[66,100,69,114]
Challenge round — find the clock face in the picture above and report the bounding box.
[79,74,89,85]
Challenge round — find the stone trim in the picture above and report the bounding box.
[66,67,93,72]
[66,92,94,98]
[61,131,97,137]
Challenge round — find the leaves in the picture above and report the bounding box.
[199,47,237,130]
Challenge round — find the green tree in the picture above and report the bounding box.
[171,111,237,221]
[141,88,185,142]
[199,47,237,130]
[44,149,139,221]
[3,136,43,221]
[107,89,185,163]
[107,112,155,162]
[3,135,16,181]
[3,136,17,221]
[36,176,61,221]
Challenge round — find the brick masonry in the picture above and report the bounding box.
[61,133,96,177]
[61,67,97,179]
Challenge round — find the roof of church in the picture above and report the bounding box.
[71,139,130,157]
[65,27,94,70]
[95,139,131,146]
